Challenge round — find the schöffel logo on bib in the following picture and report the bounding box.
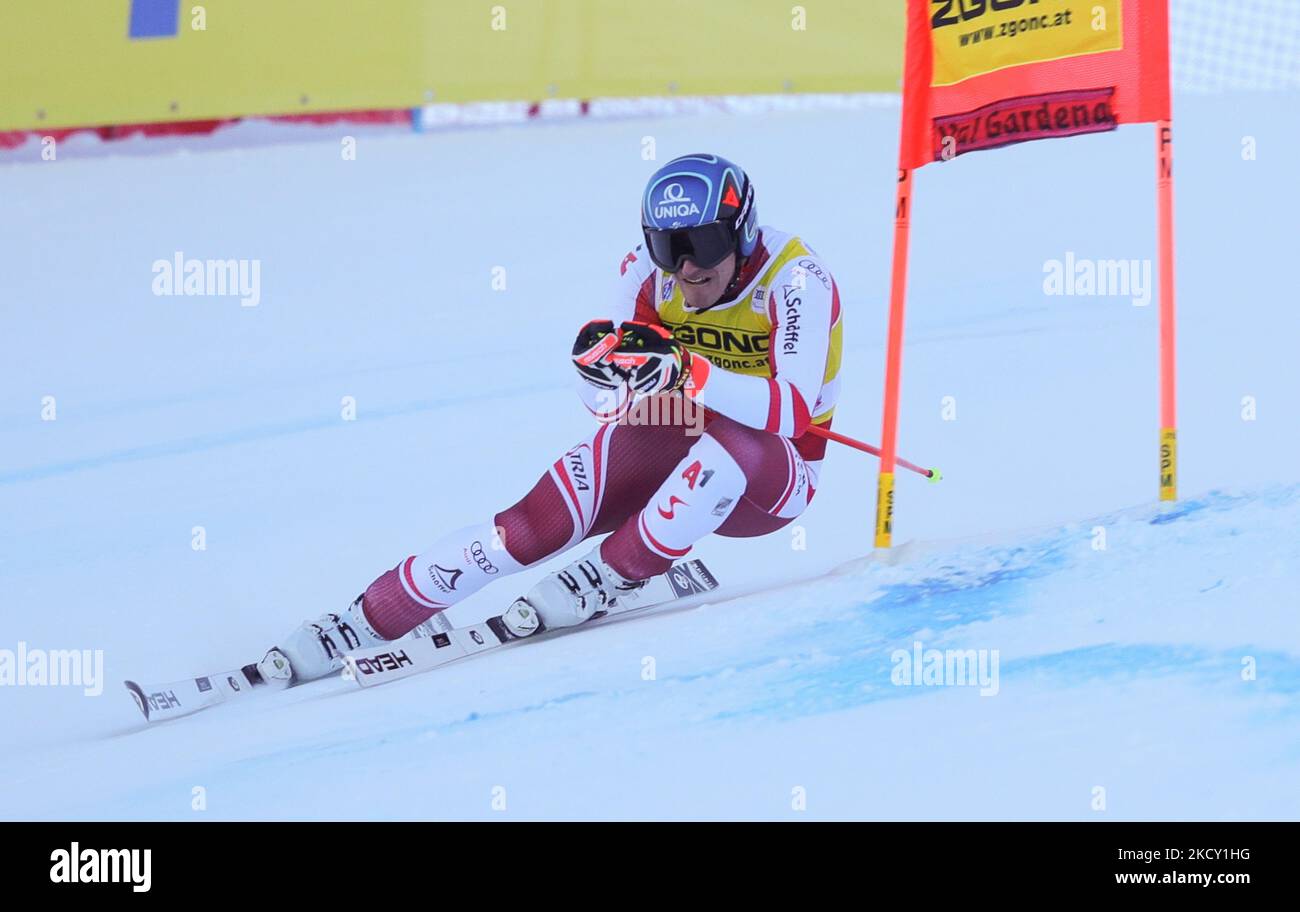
[781,284,802,354]
[653,182,702,225]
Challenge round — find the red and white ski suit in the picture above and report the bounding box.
[362,227,844,637]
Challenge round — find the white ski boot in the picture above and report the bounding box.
[268,594,391,684]
[501,546,646,637]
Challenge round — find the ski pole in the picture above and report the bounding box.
[805,424,941,482]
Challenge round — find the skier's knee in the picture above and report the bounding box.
[494,483,577,566]
[702,423,790,511]
[691,432,751,500]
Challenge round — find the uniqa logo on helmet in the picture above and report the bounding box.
[651,180,703,226]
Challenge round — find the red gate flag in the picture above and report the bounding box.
[899,0,1171,168]
[874,0,1176,548]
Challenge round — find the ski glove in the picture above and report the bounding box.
[608,321,693,396]
[571,319,624,390]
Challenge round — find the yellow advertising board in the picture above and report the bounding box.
[0,1,904,132]
[927,0,1123,87]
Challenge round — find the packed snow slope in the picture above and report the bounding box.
[1,92,1296,819]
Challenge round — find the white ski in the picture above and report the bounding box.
[123,651,292,723]
[124,559,719,722]
[343,558,720,689]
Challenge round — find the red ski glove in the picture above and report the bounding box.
[571,319,624,390]
[608,321,693,396]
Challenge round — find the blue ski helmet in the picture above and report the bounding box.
[641,153,758,273]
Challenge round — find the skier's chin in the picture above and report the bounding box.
[680,277,719,311]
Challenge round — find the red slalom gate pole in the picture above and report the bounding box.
[1156,120,1178,502]
[874,166,916,547]
[805,424,940,483]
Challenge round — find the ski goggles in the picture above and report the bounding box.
[642,220,738,273]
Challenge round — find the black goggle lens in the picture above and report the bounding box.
[642,221,737,273]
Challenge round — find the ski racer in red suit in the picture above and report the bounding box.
[275,153,845,682]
